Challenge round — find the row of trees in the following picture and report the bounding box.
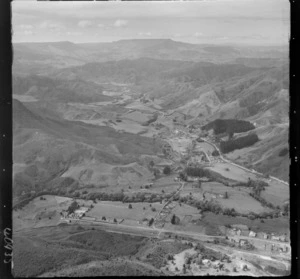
[220,133,259,153]
[249,192,275,210]
[178,194,283,220]
[84,191,166,204]
[248,179,269,195]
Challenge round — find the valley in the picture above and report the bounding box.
[12,39,290,277]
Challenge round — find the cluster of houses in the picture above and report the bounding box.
[227,237,289,253]
[228,224,288,242]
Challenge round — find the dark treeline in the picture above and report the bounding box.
[220,133,259,153]
[185,167,210,177]
[202,119,255,135]
[85,191,165,204]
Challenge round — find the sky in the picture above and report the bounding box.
[12,0,290,46]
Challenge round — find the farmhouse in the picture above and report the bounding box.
[74,207,89,218]
[239,239,250,247]
[279,235,287,242]
[272,236,280,241]
[262,232,270,239]
[249,231,257,237]
[187,176,199,182]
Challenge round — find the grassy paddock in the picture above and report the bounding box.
[86,201,164,222]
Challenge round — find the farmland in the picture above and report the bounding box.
[207,162,257,183]
[13,195,72,231]
[86,201,164,225]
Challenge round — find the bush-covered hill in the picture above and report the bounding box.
[202,119,255,135]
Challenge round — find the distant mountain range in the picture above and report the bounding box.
[13,39,288,75]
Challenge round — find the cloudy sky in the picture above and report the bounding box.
[12,0,289,45]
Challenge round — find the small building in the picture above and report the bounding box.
[249,231,257,237]
[279,235,287,242]
[74,207,89,218]
[271,235,281,241]
[262,232,270,239]
[285,246,289,252]
[239,239,250,246]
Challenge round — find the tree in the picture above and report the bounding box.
[179,172,187,182]
[167,254,174,261]
[224,192,228,199]
[197,180,202,189]
[153,168,160,178]
[283,203,290,216]
[148,218,154,226]
[67,201,79,214]
[163,166,171,175]
[102,216,106,221]
[212,150,220,157]
[151,207,156,212]
[149,160,155,168]
[171,214,180,225]
[113,218,117,223]
[128,204,133,209]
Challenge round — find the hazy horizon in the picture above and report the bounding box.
[12,38,289,48]
[12,0,289,46]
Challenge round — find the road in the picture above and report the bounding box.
[208,244,290,271]
[65,217,291,269]
[153,181,185,229]
[199,137,289,186]
[74,215,290,254]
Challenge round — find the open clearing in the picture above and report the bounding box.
[13,195,73,231]
[217,191,272,214]
[195,142,216,153]
[207,162,258,183]
[123,110,152,123]
[260,181,289,206]
[86,201,164,224]
[125,101,158,112]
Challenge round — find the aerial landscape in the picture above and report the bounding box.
[12,0,290,277]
